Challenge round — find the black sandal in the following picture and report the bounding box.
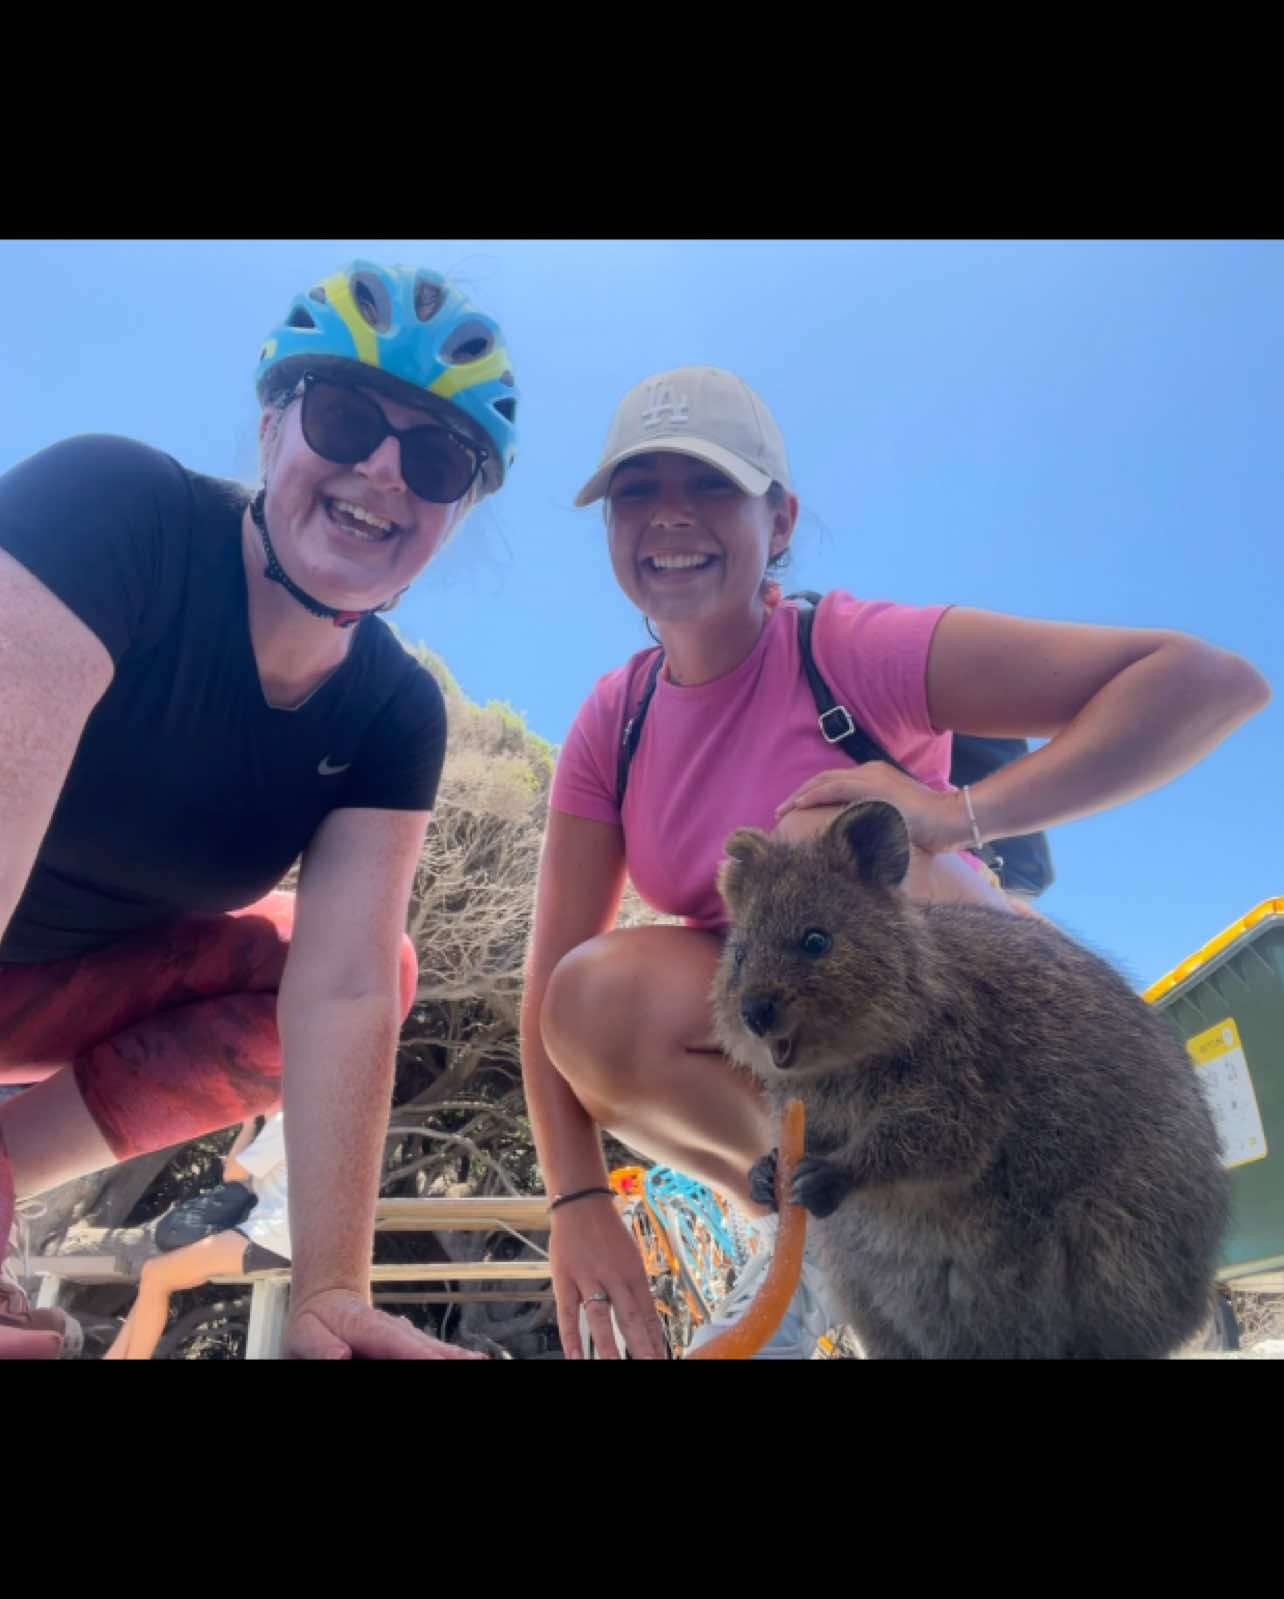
[155,1181,257,1251]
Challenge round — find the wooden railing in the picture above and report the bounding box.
[25,1196,555,1359]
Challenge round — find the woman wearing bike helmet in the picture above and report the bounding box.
[521,364,1269,1361]
[0,260,517,1360]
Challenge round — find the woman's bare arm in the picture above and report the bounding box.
[0,550,113,940]
[777,607,1269,858]
[519,810,628,1196]
[922,608,1270,850]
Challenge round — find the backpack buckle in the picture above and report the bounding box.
[819,705,856,744]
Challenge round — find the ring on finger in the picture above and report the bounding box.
[583,1290,610,1306]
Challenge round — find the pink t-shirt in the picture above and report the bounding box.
[551,591,972,931]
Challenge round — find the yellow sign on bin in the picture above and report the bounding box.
[1187,1018,1268,1170]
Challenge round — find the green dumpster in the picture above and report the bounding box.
[1145,898,1284,1286]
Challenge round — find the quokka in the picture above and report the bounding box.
[712,801,1228,1359]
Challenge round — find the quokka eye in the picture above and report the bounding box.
[799,928,832,957]
[733,943,746,967]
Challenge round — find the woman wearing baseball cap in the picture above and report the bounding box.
[0,260,516,1361]
[520,364,1269,1360]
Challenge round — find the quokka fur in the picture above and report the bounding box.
[712,801,1228,1359]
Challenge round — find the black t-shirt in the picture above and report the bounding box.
[0,434,446,963]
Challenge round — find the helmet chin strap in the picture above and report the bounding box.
[250,490,403,628]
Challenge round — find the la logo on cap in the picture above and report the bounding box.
[640,379,689,430]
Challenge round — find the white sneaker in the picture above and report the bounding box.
[686,1218,838,1360]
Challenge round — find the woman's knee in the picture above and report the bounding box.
[540,935,639,1080]
[540,929,719,1096]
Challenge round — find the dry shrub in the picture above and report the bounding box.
[1228,1289,1284,1348]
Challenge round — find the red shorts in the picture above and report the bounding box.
[0,891,418,1161]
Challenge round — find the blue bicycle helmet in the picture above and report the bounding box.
[255,260,518,493]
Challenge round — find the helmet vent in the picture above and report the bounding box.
[351,272,392,332]
[499,368,515,387]
[441,319,494,364]
[414,280,445,322]
[286,306,317,330]
[308,286,328,304]
[494,397,517,422]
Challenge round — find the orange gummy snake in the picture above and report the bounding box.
[685,1099,806,1360]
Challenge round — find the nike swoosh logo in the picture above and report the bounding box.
[318,757,352,776]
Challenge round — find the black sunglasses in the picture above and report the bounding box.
[298,372,487,504]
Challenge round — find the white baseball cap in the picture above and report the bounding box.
[574,365,791,507]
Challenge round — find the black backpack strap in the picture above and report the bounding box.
[616,649,665,810]
[785,592,913,777]
[788,591,1015,877]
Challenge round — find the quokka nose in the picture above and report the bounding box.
[741,995,778,1037]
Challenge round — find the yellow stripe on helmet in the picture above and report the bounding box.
[322,272,380,368]
[428,345,511,401]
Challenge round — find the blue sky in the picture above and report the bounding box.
[1,239,1278,991]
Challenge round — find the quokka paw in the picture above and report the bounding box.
[791,1155,848,1218]
[748,1149,779,1209]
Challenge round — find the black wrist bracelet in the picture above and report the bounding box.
[548,1186,614,1212]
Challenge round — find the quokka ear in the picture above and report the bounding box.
[723,827,772,866]
[719,828,772,908]
[830,801,912,888]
